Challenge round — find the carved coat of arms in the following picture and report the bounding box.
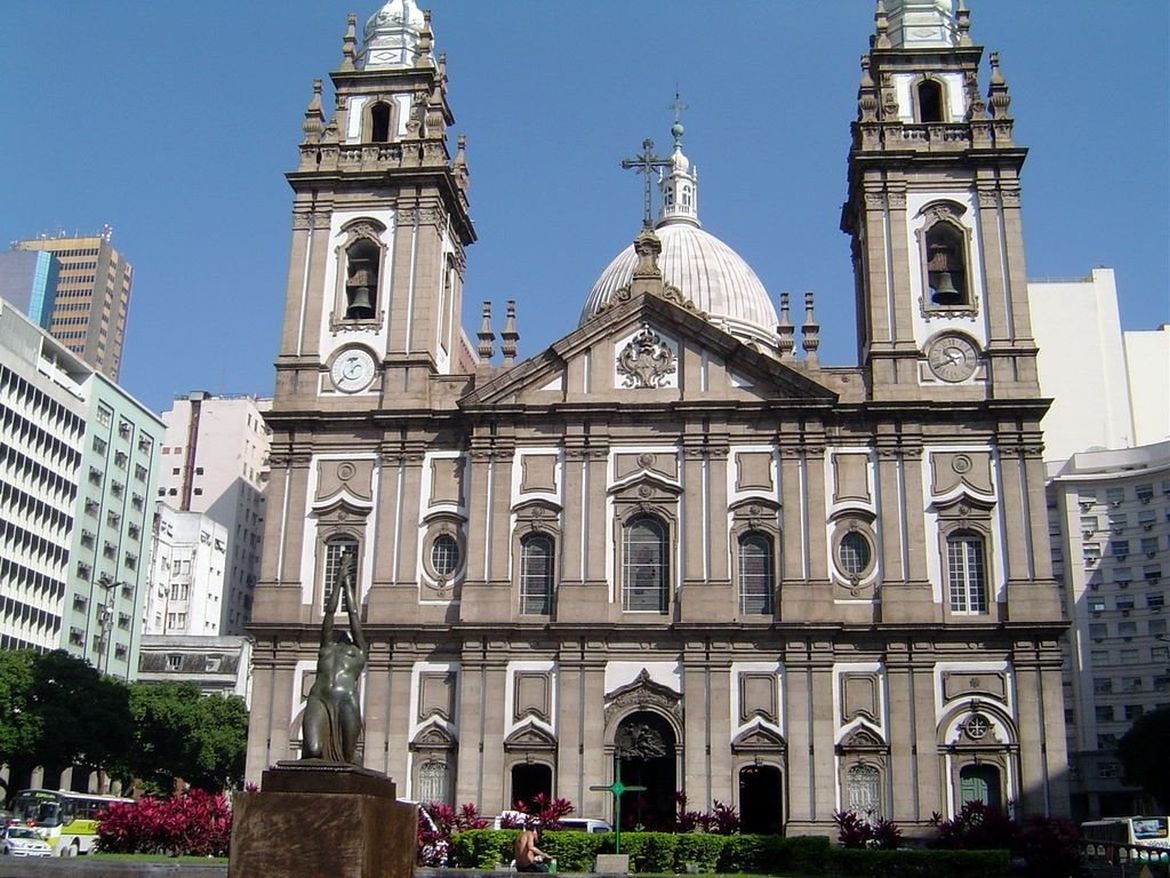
[617,323,676,389]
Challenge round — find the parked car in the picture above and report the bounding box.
[557,818,612,834]
[1,826,53,857]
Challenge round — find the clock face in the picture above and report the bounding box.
[331,348,376,393]
[927,334,979,382]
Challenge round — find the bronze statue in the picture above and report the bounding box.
[302,549,367,764]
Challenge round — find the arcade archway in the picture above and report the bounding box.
[739,764,783,834]
[615,711,677,830]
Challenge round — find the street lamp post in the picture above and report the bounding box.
[94,574,123,675]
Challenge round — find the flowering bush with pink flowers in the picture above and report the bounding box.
[96,788,231,856]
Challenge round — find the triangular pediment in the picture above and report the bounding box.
[410,722,457,750]
[503,722,558,751]
[835,724,889,754]
[460,291,838,410]
[731,723,787,753]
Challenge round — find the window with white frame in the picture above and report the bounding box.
[738,532,774,615]
[623,516,668,612]
[520,534,553,615]
[323,535,358,611]
[947,532,987,614]
[418,759,450,804]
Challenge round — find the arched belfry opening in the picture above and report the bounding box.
[917,78,944,123]
[925,221,968,306]
[344,238,380,319]
[370,102,392,143]
[615,711,677,830]
[739,764,783,834]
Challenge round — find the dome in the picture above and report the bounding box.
[581,223,780,350]
[365,0,425,39]
[360,0,427,70]
[583,130,778,349]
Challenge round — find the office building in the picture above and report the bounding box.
[0,249,59,329]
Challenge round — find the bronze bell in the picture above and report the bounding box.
[346,285,375,319]
[929,270,962,306]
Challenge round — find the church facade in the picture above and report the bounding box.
[246,0,1070,834]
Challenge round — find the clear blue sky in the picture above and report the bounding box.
[1,2,1166,415]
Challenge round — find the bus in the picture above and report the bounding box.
[9,788,134,856]
[1082,816,1170,866]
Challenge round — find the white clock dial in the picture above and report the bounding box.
[926,334,979,382]
[331,348,376,393]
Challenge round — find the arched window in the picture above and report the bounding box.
[418,759,450,804]
[344,239,380,320]
[623,516,667,612]
[431,534,460,579]
[947,532,987,614]
[925,222,968,306]
[738,532,774,615]
[917,79,944,123]
[846,764,882,818]
[370,102,392,143]
[520,534,554,615]
[323,534,358,611]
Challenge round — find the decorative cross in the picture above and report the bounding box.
[621,138,672,228]
[589,756,646,854]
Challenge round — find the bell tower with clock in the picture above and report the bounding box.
[841,0,1042,403]
[272,0,476,409]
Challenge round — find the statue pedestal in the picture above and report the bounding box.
[228,761,416,878]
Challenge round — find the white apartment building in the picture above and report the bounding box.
[144,504,228,636]
[0,300,88,652]
[1030,270,1170,819]
[156,392,270,634]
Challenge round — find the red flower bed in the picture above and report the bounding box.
[97,789,232,856]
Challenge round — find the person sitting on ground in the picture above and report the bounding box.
[514,825,551,873]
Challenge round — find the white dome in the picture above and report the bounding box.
[581,223,779,349]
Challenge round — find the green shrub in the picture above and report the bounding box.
[829,848,1011,878]
[783,836,833,873]
[672,833,727,872]
[541,830,607,872]
[450,829,518,868]
[603,832,678,873]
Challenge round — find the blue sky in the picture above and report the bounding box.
[1,2,1166,414]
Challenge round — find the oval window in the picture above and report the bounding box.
[431,534,460,577]
[838,531,871,578]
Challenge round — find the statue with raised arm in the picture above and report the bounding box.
[302,548,367,764]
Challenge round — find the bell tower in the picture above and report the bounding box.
[841,0,1039,401]
[274,0,475,407]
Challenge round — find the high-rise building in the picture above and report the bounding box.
[0,249,59,329]
[143,504,229,637]
[0,297,162,680]
[246,0,1071,833]
[156,392,271,634]
[13,228,133,381]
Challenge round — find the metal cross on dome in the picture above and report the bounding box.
[621,138,672,229]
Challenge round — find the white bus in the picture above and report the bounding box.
[10,789,134,856]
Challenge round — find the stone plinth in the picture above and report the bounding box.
[228,761,415,878]
[594,854,630,874]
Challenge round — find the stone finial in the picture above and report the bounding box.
[988,52,1012,116]
[873,1,891,50]
[438,51,448,86]
[477,301,495,361]
[415,10,435,67]
[801,291,820,365]
[500,300,519,367]
[956,1,972,46]
[302,79,325,142]
[453,134,469,190]
[631,226,664,282]
[857,56,879,123]
[340,13,357,71]
[777,292,795,361]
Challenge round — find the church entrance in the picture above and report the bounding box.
[738,764,783,834]
[511,763,552,809]
[615,711,677,830]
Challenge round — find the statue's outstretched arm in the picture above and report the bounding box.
[342,551,367,653]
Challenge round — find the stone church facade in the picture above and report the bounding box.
[246,0,1070,834]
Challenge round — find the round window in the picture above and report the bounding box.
[838,531,871,578]
[431,534,460,578]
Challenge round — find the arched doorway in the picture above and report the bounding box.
[739,765,782,834]
[615,711,676,830]
[511,763,552,810]
[959,764,1002,810]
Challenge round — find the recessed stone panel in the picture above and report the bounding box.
[429,457,464,507]
[615,452,677,483]
[930,451,993,498]
[942,671,1006,703]
[418,672,455,722]
[739,672,777,724]
[514,672,551,723]
[520,455,557,494]
[735,452,773,492]
[315,458,374,502]
[832,454,871,505]
[841,672,879,723]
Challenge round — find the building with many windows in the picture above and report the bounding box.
[0,249,59,330]
[143,504,229,637]
[245,0,1070,833]
[156,392,271,634]
[12,228,134,382]
[137,634,253,705]
[0,297,161,679]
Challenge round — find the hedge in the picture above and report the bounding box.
[450,830,1008,877]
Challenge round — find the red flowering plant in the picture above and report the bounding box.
[96,789,231,856]
[507,793,575,829]
[417,801,487,866]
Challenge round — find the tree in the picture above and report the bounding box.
[0,651,42,801]
[128,683,249,793]
[1118,705,1170,810]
